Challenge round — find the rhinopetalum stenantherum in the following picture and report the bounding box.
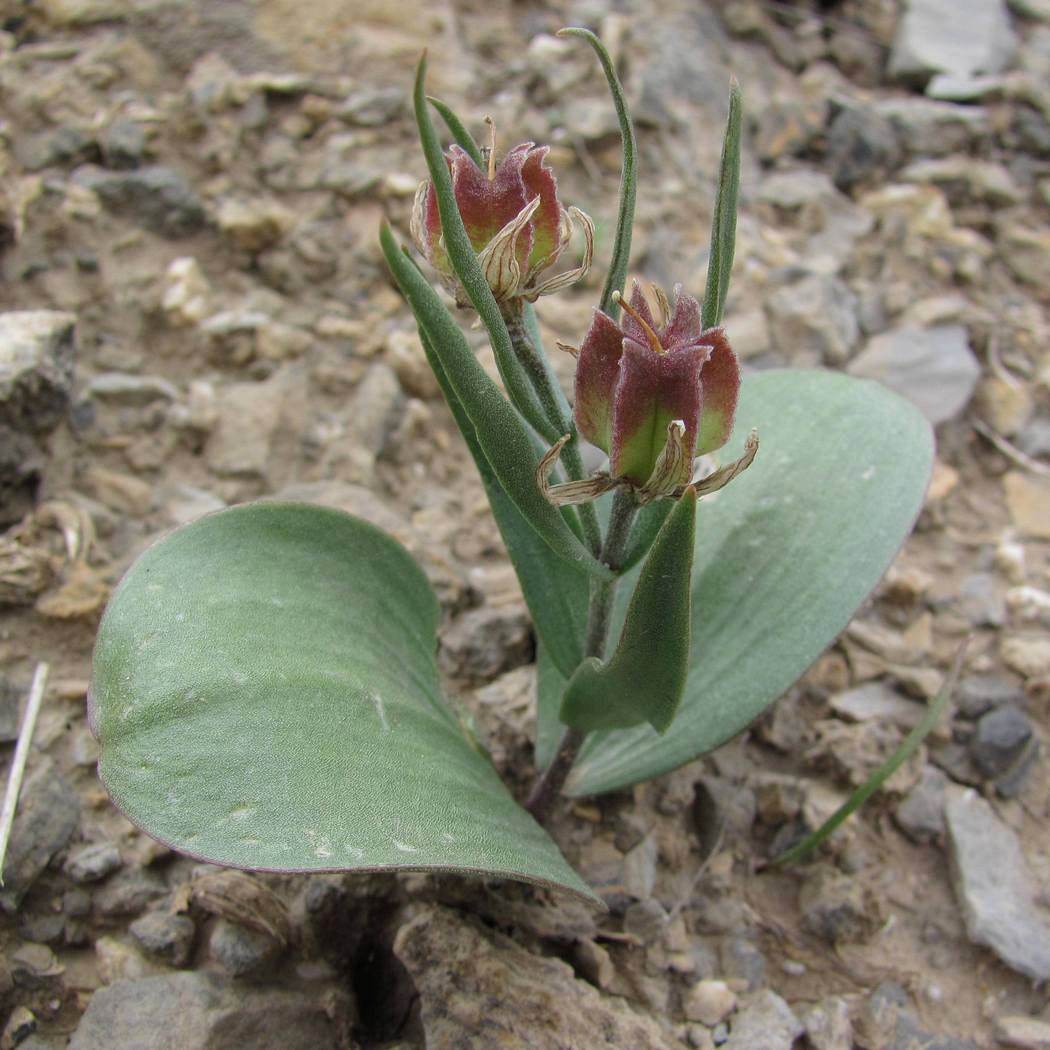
[90,28,934,902]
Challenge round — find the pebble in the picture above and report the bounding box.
[955,672,1025,718]
[438,603,534,682]
[798,867,880,945]
[1001,635,1050,679]
[216,197,294,253]
[825,105,901,192]
[162,257,211,327]
[874,98,990,157]
[0,310,77,435]
[765,272,859,366]
[684,979,736,1027]
[969,706,1034,778]
[997,223,1050,287]
[829,681,926,728]
[847,324,980,425]
[335,86,404,126]
[894,766,948,842]
[718,935,766,992]
[1003,472,1050,540]
[72,164,208,238]
[94,869,167,919]
[721,990,803,1050]
[955,572,1006,628]
[99,118,147,169]
[994,1015,1050,1049]
[65,842,121,883]
[944,788,1050,980]
[801,996,853,1050]
[208,918,281,977]
[128,912,196,968]
[888,0,1017,83]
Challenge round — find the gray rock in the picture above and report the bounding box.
[875,99,990,157]
[336,86,404,126]
[99,119,147,169]
[0,761,79,913]
[438,603,534,682]
[0,425,46,527]
[129,912,196,968]
[766,272,860,366]
[893,1013,981,1050]
[722,990,803,1050]
[65,842,121,883]
[826,106,901,192]
[889,0,1018,83]
[0,311,77,435]
[956,572,1006,627]
[900,157,1023,208]
[346,363,403,458]
[801,996,852,1050]
[393,904,683,1049]
[830,681,925,728]
[209,918,281,977]
[894,766,948,842]
[85,373,180,405]
[68,971,348,1050]
[944,788,1050,980]
[623,899,668,945]
[955,672,1025,719]
[719,934,767,991]
[94,869,167,918]
[15,127,96,172]
[1016,415,1050,460]
[0,675,22,742]
[969,705,1036,789]
[799,867,880,945]
[73,165,207,238]
[847,325,980,425]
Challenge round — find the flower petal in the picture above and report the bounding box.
[520,145,564,271]
[525,206,594,301]
[694,327,740,456]
[660,284,704,351]
[610,339,707,486]
[573,307,625,454]
[619,282,659,349]
[477,196,541,301]
[449,143,529,253]
[638,419,692,504]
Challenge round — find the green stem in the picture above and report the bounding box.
[526,489,638,821]
[503,307,602,557]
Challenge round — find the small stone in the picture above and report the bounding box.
[94,869,167,918]
[129,912,195,968]
[336,86,404,126]
[894,766,948,842]
[15,127,96,172]
[162,258,211,327]
[346,363,403,457]
[11,942,63,984]
[825,106,901,192]
[0,311,77,435]
[0,761,79,913]
[83,466,154,517]
[830,681,926,729]
[955,572,1006,628]
[765,272,860,365]
[623,899,668,945]
[799,867,880,945]
[622,833,658,900]
[65,842,121,883]
[208,918,281,977]
[888,0,1017,83]
[95,936,163,985]
[969,706,1033,777]
[719,935,766,991]
[684,979,736,1026]
[722,990,803,1050]
[801,996,853,1050]
[216,197,294,253]
[438,603,533,682]
[945,788,1050,980]
[997,223,1050,288]
[847,325,980,425]
[72,165,208,238]
[994,1014,1050,1049]
[901,157,1024,207]
[956,673,1024,718]
[86,373,180,406]
[875,99,990,157]
[1003,473,1050,540]
[1001,635,1050,679]
[99,119,147,169]
[572,938,615,990]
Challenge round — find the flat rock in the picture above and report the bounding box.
[847,325,980,425]
[944,789,1050,980]
[393,904,683,1049]
[73,165,207,239]
[0,311,77,434]
[1003,472,1050,540]
[765,273,859,366]
[830,681,925,728]
[895,766,947,843]
[722,990,803,1050]
[889,0,1018,82]
[874,99,990,157]
[68,971,349,1050]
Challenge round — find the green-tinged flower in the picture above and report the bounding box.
[410,140,593,307]
[540,282,756,505]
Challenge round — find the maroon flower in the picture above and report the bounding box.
[411,142,593,306]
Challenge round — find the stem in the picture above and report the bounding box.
[526,489,638,821]
[503,308,602,557]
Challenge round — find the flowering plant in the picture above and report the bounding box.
[90,32,933,900]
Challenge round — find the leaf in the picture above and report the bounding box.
[412,57,556,442]
[381,224,611,581]
[538,369,933,796]
[620,500,671,572]
[558,27,636,321]
[91,502,596,903]
[560,489,696,733]
[417,326,589,678]
[427,96,484,167]
[701,81,742,331]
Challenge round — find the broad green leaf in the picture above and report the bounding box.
[417,326,589,678]
[91,503,596,902]
[558,27,636,321]
[535,369,933,796]
[701,81,742,331]
[427,96,484,167]
[381,224,611,581]
[560,489,696,733]
[412,57,556,442]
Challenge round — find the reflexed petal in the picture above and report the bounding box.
[610,339,707,485]
[520,145,564,271]
[691,429,758,495]
[525,206,594,302]
[661,284,704,350]
[694,327,740,456]
[410,181,450,275]
[477,196,540,301]
[573,307,625,453]
[536,435,616,506]
[638,420,692,504]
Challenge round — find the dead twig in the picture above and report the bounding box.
[973,418,1050,479]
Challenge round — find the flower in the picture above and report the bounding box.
[539,282,756,505]
[410,140,593,308]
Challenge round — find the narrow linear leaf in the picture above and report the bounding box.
[427,96,484,167]
[91,503,596,902]
[560,489,696,733]
[768,640,969,868]
[701,80,742,331]
[558,27,636,321]
[413,57,557,441]
[549,369,934,796]
[418,326,588,677]
[381,224,611,581]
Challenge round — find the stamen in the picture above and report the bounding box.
[483,116,497,180]
[612,290,664,354]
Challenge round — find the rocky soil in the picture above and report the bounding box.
[1,0,1049,1047]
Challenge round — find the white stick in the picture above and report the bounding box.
[0,662,50,886]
